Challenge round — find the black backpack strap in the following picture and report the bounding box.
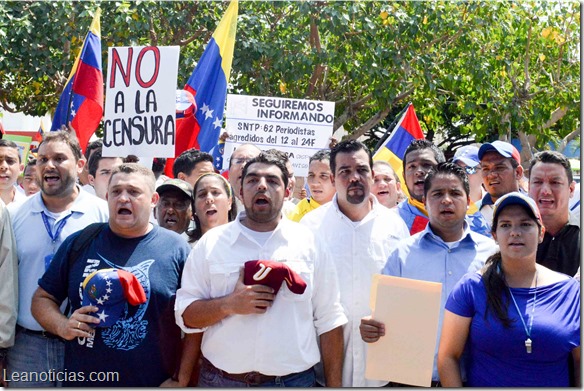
[64,222,107,316]
[68,222,107,268]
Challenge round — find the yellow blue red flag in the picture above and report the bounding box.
[51,8,103,153]
[372,102,425,191]
[165,0,238,177]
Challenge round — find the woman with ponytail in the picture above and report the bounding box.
[438,192,580,387]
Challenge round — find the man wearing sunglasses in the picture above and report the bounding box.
[452,145,484,206]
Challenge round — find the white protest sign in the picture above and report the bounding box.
[224,94,335,177]
[103,46,179,158]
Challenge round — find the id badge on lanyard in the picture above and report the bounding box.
[41,211,73,271]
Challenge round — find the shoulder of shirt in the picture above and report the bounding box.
[196,220,237,245]
[10,192,41,220]
[151,225,191,251]
[299,201,333,225]
[75,188,109,210]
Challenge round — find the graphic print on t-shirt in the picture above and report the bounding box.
[78,254,155,351]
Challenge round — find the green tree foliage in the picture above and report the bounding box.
[0,1,579,155]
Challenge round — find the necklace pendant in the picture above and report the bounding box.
[525,338,532,354]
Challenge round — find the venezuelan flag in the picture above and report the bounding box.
[51,8,103,153]
[372,102,425,195]
[165,0,238,177]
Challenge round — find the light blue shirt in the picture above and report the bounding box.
[382,223,497,382]
[11,186,109,330]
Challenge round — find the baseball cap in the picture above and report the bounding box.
[478,140,521,164]
[492,192,542,227]
[156,178,193,199]
[175,89,196,112]
[81,268,147,327]
[244,260,307,295]
[453,145,480,167]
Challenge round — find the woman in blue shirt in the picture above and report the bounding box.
[438,192,580,387]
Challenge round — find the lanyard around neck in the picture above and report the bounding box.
[41,211,74,243]
[507,270,538,339]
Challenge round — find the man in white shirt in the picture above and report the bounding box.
[175,152,347,387]
[300,139,409,387]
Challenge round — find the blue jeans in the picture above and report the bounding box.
[198,359,316,387]
[7,329,65,387]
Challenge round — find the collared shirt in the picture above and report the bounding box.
[300,195,409,387]
[11,186,109,330]
[479,189,528,230]
[382,223,497,381]
[398,198,491,237]
[175,212,347,376]
[288,197,322,222]
[0,200,18,349]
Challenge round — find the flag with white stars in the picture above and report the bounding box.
[51,8,104,153]
[176,0,238,155]
[81,268,146,328]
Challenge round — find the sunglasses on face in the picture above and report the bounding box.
[463,166,480,175]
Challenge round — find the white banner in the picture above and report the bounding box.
[103,46,180,158]
[224,94,335,177]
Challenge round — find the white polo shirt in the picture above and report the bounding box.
[11,186,109,330]
[175,212,347,376]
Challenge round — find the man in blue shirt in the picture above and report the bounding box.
[360,162,497,386]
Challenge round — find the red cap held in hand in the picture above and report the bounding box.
[243,260,307,295]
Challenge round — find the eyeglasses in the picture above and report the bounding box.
[159,199,191,211]
[463,166,480,175]
[233,157,252,165]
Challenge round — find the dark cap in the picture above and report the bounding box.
[156,178,193,199]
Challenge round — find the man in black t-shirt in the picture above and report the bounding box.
[528,151,579,276]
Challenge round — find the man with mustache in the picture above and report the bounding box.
[176,152,347,387]
[300,140,409,387]
[360,162,497,386]
[154,178,194,238]
[7,131,109,387]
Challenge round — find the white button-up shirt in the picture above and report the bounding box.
[300,195,409,387]
[175,213,347,376]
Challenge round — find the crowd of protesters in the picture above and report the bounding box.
[0,129,579,387]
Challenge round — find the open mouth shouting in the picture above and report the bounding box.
[43,172,61,185]
[413,179,425,194]
[253,194,271,209]
[537,198,555,209]
[164,215,178,227]
[117,206,132,216]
